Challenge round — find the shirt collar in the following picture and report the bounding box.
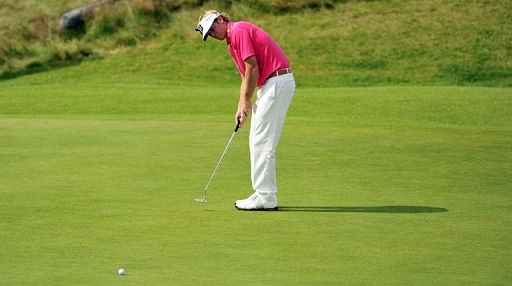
[226,22,233,45]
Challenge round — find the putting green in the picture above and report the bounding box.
[0,85,510,285]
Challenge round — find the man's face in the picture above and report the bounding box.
[208,17,227,40]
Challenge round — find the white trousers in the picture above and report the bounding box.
[250,73,296,194]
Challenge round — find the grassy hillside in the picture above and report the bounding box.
[1,0,511,87]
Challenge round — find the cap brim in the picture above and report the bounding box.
[194,28,209,41]
[196,12,220,41]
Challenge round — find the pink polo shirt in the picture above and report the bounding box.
[226,21,290,87]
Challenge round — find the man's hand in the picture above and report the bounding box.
[236,100,252,127]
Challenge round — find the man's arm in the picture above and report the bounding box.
[236,55,259,127]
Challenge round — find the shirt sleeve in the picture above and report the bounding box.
[232,28,255,62]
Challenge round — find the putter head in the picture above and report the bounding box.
[194,197,207,203]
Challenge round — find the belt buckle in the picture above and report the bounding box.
[277,68,289,76]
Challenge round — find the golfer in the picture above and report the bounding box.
[196,10,296,211]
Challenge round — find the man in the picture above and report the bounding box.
[195,10,295,211]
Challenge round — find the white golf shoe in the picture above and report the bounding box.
[235,192,278,211]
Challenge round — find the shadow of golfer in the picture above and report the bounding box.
[278,206,448,213]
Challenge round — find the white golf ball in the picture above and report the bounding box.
[118,268,126,275]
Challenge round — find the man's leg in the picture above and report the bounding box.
[236,74,295,210]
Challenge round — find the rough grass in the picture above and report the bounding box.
[1,0,511,86]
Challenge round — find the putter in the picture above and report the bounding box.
[194,120,240,203]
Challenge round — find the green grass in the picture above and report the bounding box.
[1,0,512,86]
[1,1,511,284]
[1,82,511,285]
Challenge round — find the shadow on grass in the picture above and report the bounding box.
[0,58,90,82]
[278,206,448,213]
[0,61,77,81]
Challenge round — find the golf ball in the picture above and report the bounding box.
[118,268,126,275]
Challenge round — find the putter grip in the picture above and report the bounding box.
[234,119,241,132]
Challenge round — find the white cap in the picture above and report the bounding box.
[195,12,221,41]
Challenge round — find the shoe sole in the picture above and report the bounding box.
[235,204,279,211]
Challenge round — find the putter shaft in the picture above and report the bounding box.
[200,131,236,198]
[196,121,240,203]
